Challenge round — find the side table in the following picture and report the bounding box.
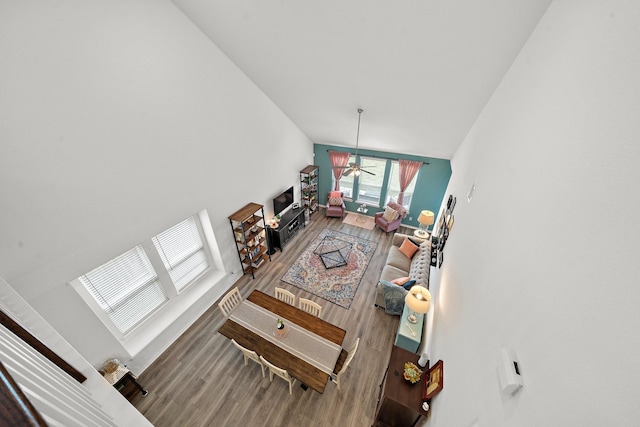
[101,364,148,402]
[395,303,423,353]
[374,345,429,426]
[413,229,430,240]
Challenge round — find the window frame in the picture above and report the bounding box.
[151,216,210,293]
[354,156,388,207]
[71,213,214,338]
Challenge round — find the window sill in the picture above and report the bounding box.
[355,199,380,209]
[117,268,226,357]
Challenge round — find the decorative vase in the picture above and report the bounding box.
[403,362,423,384]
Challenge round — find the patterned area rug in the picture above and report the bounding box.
[343,212,376,230]
[281,229,378,309]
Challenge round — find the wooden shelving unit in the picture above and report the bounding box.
[300,165,319,218]
[229,202,271,279]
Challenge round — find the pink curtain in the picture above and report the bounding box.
[397,159,423,205]
[328,150,351,191]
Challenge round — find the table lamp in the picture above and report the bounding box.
[404,285,431,324]
[415,210,435,239]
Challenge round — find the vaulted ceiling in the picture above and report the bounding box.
[172,0,552,159]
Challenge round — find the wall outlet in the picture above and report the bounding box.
[408,216,412,221]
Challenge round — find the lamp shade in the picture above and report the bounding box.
[417,210,435,227]
[405,286,432,314]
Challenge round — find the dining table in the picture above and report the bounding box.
[218,290,346,393]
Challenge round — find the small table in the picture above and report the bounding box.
[374,345,429,426]
[413,229,430,240]
[395,303,424,353]
[101,366,148,402]
[313,236,352,269]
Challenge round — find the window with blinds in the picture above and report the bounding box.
[355,157,387,206]
[79,246,167,334]
[152,217,209,292]
[75,214,213,336]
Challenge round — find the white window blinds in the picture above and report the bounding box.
[152,216,209,292]
[79,246,167,334]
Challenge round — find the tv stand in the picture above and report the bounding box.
[268,208,305,253]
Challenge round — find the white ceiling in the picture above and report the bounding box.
[172,0,552,159]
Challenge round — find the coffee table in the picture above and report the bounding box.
[314,236,353,269]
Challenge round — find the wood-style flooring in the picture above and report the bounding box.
[131,213,412,426]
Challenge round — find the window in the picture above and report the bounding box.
[79,246,167,334]
[335,155,355,199]
[386,160,418,207]
[152,217,209,292]
[355,157,387,206]
[75,214,212,335]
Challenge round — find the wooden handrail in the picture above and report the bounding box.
[0,361,48,426]
[0,310,86,383]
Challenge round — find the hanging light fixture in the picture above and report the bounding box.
[334,109,375,177]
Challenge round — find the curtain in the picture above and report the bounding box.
[397,159,423,205]
[328,150,351,191]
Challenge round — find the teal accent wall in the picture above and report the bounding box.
[313,144,452,228]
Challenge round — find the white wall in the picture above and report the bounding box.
[0,0,313,373]
[427,1,640,426]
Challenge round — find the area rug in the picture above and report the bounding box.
[281,229,378,309]
[343,212,376,230]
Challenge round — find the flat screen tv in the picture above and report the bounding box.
[273,186,294,217]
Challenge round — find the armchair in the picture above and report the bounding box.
[326,191,346,218]
[375,201,408,233]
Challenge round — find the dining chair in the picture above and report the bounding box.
[298,298,323,317]
[219,287,243,317]
[274,287,296,306]
[331,337,360,391]
[231,339,265,378]
[259,355,296,395]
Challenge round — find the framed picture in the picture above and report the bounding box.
[423,359,444,400]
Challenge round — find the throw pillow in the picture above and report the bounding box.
[329,191,342,199]
[382,206,398,222]
[379,280,408,316]
[328,197,343,206]
[398,238,420,259]
[392,276,411,285]
[402,279,417,290]
[387,201,408,218]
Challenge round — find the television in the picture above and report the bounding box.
[273,186,294,217]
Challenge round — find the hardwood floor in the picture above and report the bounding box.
[131,214,413,426]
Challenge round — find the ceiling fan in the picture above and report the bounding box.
[337,108,375,177]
